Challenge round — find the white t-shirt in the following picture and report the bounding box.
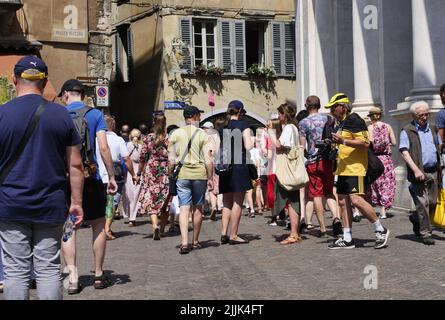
[250,147,268,176]
[96,131,129,183]
[279,124,299,148]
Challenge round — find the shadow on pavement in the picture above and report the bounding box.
[396,234,422,243]
[239,234,261,242]
[112,231,142,238]
[79,270,131,289]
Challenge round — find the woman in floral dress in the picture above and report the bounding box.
[138,114,169,240]
[366,107,397,219]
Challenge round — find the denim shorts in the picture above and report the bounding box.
[176,179,207,207]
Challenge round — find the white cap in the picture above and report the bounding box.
[202,121,214,129]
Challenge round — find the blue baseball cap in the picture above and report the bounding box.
[14,55,48,80]
[228,100,246,114]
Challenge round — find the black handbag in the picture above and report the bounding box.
[248,163,258,180]
[365,145,384,187]
[113,161,125,184]
[169,129,200,196]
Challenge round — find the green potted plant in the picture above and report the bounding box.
[246,64,275,79]
[194,64,207,76]
[206,65,224,77]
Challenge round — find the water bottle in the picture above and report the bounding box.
[62,214,76,242]
[105,194,114,219]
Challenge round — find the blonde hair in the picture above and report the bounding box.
[130,128,142,144]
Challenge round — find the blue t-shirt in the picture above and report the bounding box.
[0,94,81,224]
[66,101,107,180]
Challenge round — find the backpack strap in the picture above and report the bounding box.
[0,99,47,185]
[72,106,95,163]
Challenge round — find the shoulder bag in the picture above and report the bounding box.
[275,124,309,191]
[169,129,200,196]
[0,99,47,186]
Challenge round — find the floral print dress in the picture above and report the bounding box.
[366,122,396,209]
[138,133,169,215]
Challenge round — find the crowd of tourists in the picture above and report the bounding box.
[0,55,444,300]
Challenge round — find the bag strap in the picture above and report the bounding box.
[179,127,200,165]
[0,99,47,186]
[172,127,200,178]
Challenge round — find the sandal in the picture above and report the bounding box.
[106,232,116,241]
[192,241,203,250]
[94,274,112,289]
[280,235,302,245]
[306,224,316,230]
[128,221,136,227]
[179,244,190,254]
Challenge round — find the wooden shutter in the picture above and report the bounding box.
[126,26,134,82]
[271,21,295,76]
[179,17,193,72]
[284,22,295,75]
[271,22,283,75]
[233,20,246,74]
[219,20,233,73]
[115,33,122,81]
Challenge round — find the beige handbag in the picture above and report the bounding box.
[275,124,309,191]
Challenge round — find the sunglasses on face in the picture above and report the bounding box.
[416,112,429,118]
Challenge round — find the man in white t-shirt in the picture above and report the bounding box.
[96,116,137,239]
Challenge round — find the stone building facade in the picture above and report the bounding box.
[294,0,445,209]
[110,0,296,127]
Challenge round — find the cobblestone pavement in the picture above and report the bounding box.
[2,208,445,300]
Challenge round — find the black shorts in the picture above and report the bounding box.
[336,176,365,195]
[83,179,106,221]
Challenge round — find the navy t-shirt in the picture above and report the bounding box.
[0,94,81,224]
[66,101,107,180]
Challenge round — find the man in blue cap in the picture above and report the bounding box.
[0,56,84,299]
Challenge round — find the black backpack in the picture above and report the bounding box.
[69,106,96,179]
[215,126,233,177]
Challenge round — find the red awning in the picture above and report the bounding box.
[0,54,57,101]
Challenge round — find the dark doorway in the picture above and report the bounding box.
[245,21,266,69]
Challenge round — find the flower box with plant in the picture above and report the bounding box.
[246,64,275,79]
[193,64,224,77]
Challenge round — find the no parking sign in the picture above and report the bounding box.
[95,85,109,107]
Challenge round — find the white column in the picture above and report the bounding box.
[295,0,335,110]
[403,0,445,106]
[352,0,382,118]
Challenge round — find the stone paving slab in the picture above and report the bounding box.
[2,208,445,300]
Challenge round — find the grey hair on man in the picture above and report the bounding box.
[410,101,429,114]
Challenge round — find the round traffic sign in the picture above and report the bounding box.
[97,87,107,97]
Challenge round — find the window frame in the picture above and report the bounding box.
[192,19,218,68]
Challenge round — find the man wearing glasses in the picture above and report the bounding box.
[400,101,441,245]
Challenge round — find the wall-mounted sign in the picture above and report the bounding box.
[77,77,110,85]
[164,101,186,110]
[95,85,109,107]
[24,0,88,44]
